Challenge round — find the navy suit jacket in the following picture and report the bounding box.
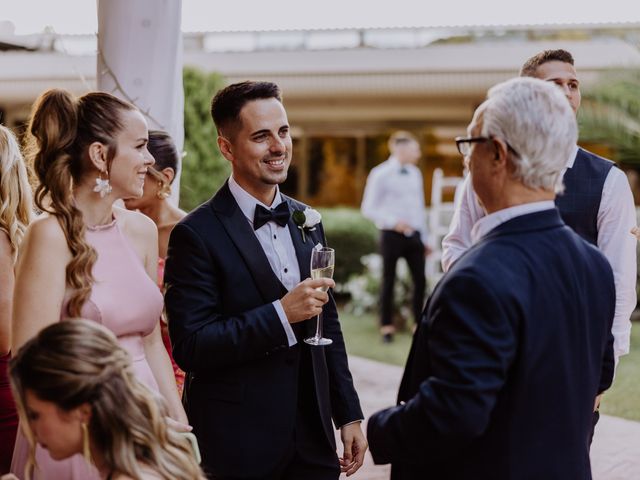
[367,209,615,480]
[164,182,363,478]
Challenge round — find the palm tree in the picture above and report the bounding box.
[579,69,640,166]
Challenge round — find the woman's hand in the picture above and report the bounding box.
[166,416,192,433]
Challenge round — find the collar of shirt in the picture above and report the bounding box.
[564,145,580,170]
[228,175,284,227]
[470,200,556,245]
[387,155,413,173]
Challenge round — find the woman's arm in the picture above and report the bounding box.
[0,232,14,355]
[12,217,70,352]
[132,211,187,424]
[143,321,188,424]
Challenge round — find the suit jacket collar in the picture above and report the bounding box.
[210,181,286,302]
[471,201,555,244]
[281,194,324,280]
[480,208,565,243]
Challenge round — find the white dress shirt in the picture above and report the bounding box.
[228,176,299,347]
[442,147,637,361]
[361,156,428,245]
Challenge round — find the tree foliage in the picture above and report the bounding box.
[180,67,230,211]
[579,70,640,166]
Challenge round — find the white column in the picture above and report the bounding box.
[97,0,183,202]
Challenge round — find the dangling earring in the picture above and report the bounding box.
[81,421,92,464]
[93,170,112,198]
[156,181,171,200]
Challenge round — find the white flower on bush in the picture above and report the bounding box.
[343,253,415,325]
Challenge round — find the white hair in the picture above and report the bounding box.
[473,77,577,193]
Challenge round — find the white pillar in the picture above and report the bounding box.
[97,0,183,202]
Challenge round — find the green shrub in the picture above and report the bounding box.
[319,207,378,284]
[340,253,414,329]
[180,67,230,212]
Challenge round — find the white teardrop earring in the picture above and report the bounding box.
[93,169,112,198]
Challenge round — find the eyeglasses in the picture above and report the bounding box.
[454,136,520,158]
[455,136,491,156]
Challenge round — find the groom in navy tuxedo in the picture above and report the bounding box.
[367,77,616,479]
[164,81,366,479]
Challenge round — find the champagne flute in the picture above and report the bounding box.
[304,246,334,346]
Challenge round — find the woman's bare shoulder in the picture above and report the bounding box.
[114,206,157,238]
[22,214,68,252]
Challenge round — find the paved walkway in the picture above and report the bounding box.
[341,355,640,480]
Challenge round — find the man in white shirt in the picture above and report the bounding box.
[442,49,636,367]
[361,131,429,342]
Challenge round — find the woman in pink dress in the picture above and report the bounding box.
[124,131,186,396]
[10,89,188,479]
[0,125,33,474]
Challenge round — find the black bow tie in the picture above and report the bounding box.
[399,167,408,175]
[253,202,290,230]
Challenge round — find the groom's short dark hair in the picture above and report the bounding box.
[210,81,282,137]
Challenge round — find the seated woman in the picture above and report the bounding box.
[7,319,204,480]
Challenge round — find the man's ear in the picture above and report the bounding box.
[217,136,234,163]
[492,138,509,166]
[87,142,108,172]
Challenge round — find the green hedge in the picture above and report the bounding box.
[319,207,378,284]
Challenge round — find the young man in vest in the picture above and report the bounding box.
[442,49,636,418]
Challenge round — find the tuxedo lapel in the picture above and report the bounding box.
[284,197,317,281]
[211,182,286,302]
[283,196,326,339]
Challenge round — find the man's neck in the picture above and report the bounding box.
[231,176,277,206]
[483,185,555,214]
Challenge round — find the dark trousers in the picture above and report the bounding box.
[380,230,426,327]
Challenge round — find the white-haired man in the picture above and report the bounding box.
[367,77,616,479]
[442,49,636,370]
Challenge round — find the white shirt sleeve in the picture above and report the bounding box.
[597,167,637,361]
[441,175,485,272]
[272,300,298,347]
[361,167,395,230]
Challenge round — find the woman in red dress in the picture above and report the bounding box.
[124,130,186,395]
[0,125,33,473]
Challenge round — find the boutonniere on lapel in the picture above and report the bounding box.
[292,207,321,243]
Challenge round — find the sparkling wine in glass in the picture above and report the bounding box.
[305,246,334,346]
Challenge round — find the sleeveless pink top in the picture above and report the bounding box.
[60,218,164,391]
[11,218,163,480]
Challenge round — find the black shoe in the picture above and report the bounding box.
[382,333,394,344]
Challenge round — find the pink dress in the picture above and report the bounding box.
[11,218,164,479]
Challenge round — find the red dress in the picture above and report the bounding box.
[158,258,185,396]
[0,353,18,473]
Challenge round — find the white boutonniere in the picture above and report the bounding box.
[292,207,321,243]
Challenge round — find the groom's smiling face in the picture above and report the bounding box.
[221,97,292,202]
